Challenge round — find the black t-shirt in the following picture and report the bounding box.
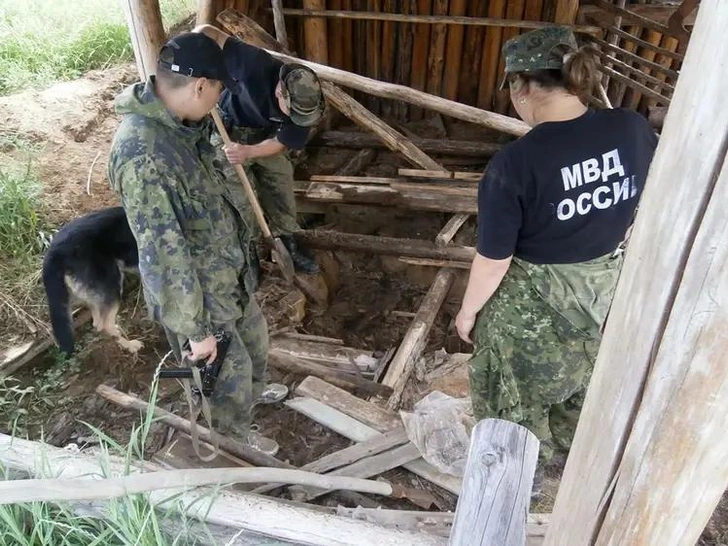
[218,37,310,150]
[477,108,658,264]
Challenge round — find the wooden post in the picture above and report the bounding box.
[122,0,166,80]
[303,0,329,63]
[383,268,455,410]
[449,419,540,546]
[270,0,289,46]
[441,0,467,102]
[545,2,728,544]
[553,0,579,25]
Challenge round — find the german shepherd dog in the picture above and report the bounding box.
[42,207,143,356]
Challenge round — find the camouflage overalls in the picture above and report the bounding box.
[108,78,269,440]
[468,252,623,463]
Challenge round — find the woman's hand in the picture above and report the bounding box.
[224,143,255,164]
[455,309,477,344]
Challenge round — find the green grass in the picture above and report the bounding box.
[0,165,48,261]
[0,0,196,95]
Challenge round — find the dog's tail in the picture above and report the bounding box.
[42,252,74,356]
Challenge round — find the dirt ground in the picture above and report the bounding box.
[1,64,727,542]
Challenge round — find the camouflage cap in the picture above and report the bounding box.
[279,63,325,127]
[499,26,578,89]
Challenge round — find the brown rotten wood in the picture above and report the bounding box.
[279,8,600,34]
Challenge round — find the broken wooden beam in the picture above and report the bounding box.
[286,392,462,495]
[591,0,674,37]
[310,131,503,158]
[304,181,477,214]
[450,419,540,546]
[435,214,469,247]
[270,0,289,46]
[269,352,392,397]
[586,35,681,81]
[295,230,477,262]
[598,66,672,106]
[216,9,446,171]
[335,148,378,176]
[216,9,529,137]
[95,384,292,469]
[398,168,481,181]
[382,268,456,410]
[270,336,380,374]
[0,433,445,546]
[583,15,685,62]
[399,257,472,270]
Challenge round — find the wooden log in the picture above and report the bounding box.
[366,0,382,114]
[295,230,477,262]
[297,376,401,430]
[302,0,328,63]
[122,0,166,80]
[553,0,578,24]
[587,35,681,81]
[310,131,503,157]
[216,8,530,137]
[1,310,93,378]
[579,4,698,27]
[425,0,448,100]
[398,257,471,269]
[383,268,455,409]
[409,0,433,121]
[279,9,601,34]
[591,0,675,37]
[441,0,467,101]
[458,1,488,106]
[630,29,670,111]
[435,214,469,247]
[309,175,397,184]
[0,434,445,546]
[335,148,378,176]
[327,0,343,69]
[269,352,392,397]
[394,0,415,120]
[477,0,507,111]
[304,182,477,214]
[379,0,397,118]
[287,392,462,495]
[270,336,380,373]
[592,49,676,94]
[270,0,288,46]
[544,2,728,543]
[95,384,292,469]
[398,168,481,181]
[196,0,225,26]
[598,65,671,106]
[585,15,685,62]
[450,419,540,546]
[667,0,697,55]
[341,0,354,73]
[495,0,526,114]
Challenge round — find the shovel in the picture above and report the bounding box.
[210,108,295,284]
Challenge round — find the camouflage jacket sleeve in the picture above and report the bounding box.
[114,158,214,343]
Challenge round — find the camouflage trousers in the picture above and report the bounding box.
[468,252,623,464]
[164,288,269,441]
[211,126,300,240]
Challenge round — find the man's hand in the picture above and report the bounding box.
[224,143,255,164]
[455,309,477,344]
[189,335,218,364]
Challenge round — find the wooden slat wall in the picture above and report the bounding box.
[243,1,693,119]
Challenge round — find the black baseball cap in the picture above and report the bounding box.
[158,32,237,91]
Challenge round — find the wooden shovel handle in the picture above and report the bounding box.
[210,108,273,240]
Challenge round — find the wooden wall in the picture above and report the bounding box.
[221,1,695,120]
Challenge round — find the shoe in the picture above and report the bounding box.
[253,383,289,407]
[279,234,320,274]
[246,430,280,456]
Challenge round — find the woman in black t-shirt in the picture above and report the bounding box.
[455,26,657,498]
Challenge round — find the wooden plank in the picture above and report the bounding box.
[327,0,344,68]
[441,0,467,101]
[579,4,698,27]
[477,0,507,111]
[270,0,289,46]
[380,0,397,118]
[591,0,675,37]
[398,168,480,181]
[295,230,477,262]
[587,35,681,81]
[269,352,392,397]
[425,0,448,100]
[297,376,401,430]
[592,49,675,94]
[553,0,578,24]
[341,0,354,73]
[122,0,166,80]
[544,3,728,543]
[585,15,685,62]
[394,0,415,120]
[608,23,640,108]
[457,1,488,106]
[291,381,463,495]
[435,214,468,247]
[450,419,540,546]
[304,181,478,214]
[399,257,471,269]
[270,337,380,373]
[335,148,378,176]
[599,65,671,106]
[310,131,502,157]
[280,9,601,33]
[285,397,377,442]
[383,268,455,409]
[409,0,433,120]
[302,0,329,63]
[0,434,444,546]
[367,0,382,114]
[309,175,398,184]
[495,0,527,114]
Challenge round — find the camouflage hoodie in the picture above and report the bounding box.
[108,78,249,342]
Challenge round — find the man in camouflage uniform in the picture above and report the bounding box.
[194,24,325,275]
[107,32,288,456]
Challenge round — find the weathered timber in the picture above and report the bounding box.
[587,35,681,80]
[450,419,540,546]
[302,0,328,63]
[383,268,455,410]
[0,434,444,546]
[584,15,685,62]
[270,337,380,374]
[96,384,291,469]
[295,230,477,262]
[592,48,676,94]
[122,0,166,80]
[335,148,377,176]
[270,0,289,46]
[310,131,503,157]
[278,9,600,34]
[599,66,672,106]
[304,182,477,214]
[435,214,469,247]
[545,3,728,544]
[591,0,674,37]
[269,352,392,397]
[398,257,471,269]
